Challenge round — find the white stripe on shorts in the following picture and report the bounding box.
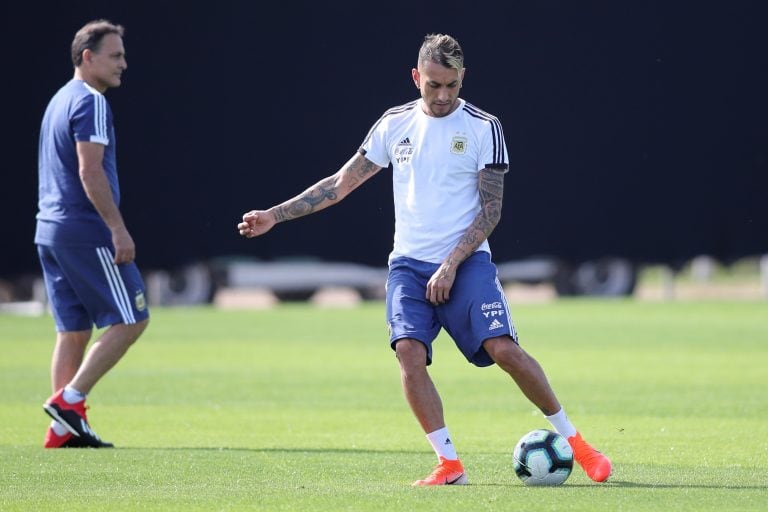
[96,247,136,324]
[495,276,518,341]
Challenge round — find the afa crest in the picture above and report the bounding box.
[135,290,147,311]
[450,136,468,155]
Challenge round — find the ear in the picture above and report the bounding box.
[81,48,93,65]
[459,67,466,87]
[411,67,420,89]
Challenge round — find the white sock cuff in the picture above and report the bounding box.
[545,408,578,439]
[426,427,449,441]
[426,427,459,461]
[50,420,68,435]
[62,385,87,404]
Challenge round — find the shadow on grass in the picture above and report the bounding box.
[44,447,768,490]
[606,479,767,490]
[471,480,768,489]
[116,446,422,455]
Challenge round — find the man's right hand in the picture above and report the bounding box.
[238,210,276,238]
[111,226,136,264]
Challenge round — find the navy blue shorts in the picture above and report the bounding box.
[385,251,518,367]
[37,244,150,332]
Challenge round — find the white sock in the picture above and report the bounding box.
[62,385,87,404]
[50,420,68,435]
[426,427,459,461]
[545,408,578,439]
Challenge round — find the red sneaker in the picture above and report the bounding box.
[412,457,468,486]
[43,389,114,448]
[568,432,612,482]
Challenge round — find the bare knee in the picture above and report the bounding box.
[57,330,92,349]
[394,339,428,370]
[135,317,149,335]
[129,318,149,341]
[484,336,529,372]
[110,318,149,346]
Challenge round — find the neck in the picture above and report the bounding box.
[74,68,107,93]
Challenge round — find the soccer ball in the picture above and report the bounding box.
[513,429,573,486]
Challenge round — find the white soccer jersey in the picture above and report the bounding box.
[360,98,509,264]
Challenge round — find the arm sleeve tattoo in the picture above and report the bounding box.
[446,167,505,266]
[272,154,380,222]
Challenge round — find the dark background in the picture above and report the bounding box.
[2,0,766,280]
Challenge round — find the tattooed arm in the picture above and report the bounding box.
[238,152,383,238]
[425,167,505,304]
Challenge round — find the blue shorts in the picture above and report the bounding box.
[386,251,518,367]
[37,244,150,332]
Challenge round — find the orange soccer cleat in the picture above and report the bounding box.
[412,456,468,486]
[568,432,612,482]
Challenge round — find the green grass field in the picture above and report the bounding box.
[1,300,766,511]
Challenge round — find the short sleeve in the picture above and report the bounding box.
[477,118,508,172]
[71,92,110,146]
[359,117,391,169]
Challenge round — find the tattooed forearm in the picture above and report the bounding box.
[274,176,340,221]
[476,168,504,234]
[271,154,383,223]
[448,167,505,265]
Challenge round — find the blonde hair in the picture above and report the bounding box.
[417,34,464,72]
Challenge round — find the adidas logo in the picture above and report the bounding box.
[489,319,504,330]
[394,137,415,164]
[445,437,453,445]
[80,418,101,440]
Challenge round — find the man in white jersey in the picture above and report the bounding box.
[238,34,612,485]
[36,20,149,448]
